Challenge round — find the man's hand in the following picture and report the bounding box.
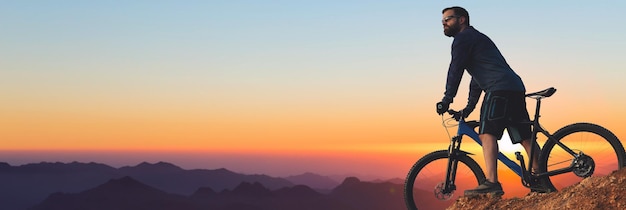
[461,106,473,118]
[436,101,449,115]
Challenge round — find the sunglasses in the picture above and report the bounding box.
[442,15,459,24]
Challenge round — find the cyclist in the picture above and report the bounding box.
[435,6,541,196]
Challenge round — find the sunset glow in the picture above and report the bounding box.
[1,1,625,189]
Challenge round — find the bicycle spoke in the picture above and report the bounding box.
[405,151,485,210]
[541,123,624,190]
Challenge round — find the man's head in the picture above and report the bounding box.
[442,6,470,37]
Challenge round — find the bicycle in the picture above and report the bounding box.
[404,87,626,210]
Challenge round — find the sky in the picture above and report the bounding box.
[1,1,626,181]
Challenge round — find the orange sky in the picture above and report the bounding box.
[2,84,625,179]
[2,2,625,183]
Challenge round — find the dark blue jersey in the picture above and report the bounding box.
[442,26,525,107]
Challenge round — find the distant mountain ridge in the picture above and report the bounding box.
[117,161,293,195]
[284,172,340,191]
[30,176,199,210]
[0,161,292,210]
[0,161,402,210]
[30,176,405,210]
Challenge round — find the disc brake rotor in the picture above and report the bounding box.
[434,182,454,200]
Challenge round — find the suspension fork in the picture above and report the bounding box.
[443,135,464,193]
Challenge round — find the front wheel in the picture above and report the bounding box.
[404,150,486,210]
[539,123,626,190]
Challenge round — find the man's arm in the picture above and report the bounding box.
[442,34,472,104]
[466,78,482,110]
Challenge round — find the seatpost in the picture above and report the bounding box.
[533,97,542,122]
[527,97,542,178]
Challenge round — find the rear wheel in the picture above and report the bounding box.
[404,150,485,210]
[539,123,625,190]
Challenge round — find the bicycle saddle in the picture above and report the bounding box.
[525,87,557,98]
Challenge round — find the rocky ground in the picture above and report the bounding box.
[447,167,626,210]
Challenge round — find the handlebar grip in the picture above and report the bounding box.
[447,109,463,121]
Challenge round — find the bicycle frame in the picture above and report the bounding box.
[446,95,583,190]
[441,119,523,194]
[405,87,624,209]
[453,119,523,177]
[526,97,580,178]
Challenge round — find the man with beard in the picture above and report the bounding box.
[436,6,545,196]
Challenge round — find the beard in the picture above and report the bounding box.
[444,24,461,37]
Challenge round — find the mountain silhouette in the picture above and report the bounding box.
[0,161,294,210]
[229,182,273,197]
[0,161,121,210]
[274,184,322,198]
[284,172,340,190]
[2,161,410,210]
[331,177,405,210]
[28,175,407,210]
[118,161,294,194]
[30,176,197,210]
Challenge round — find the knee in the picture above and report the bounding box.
[519,139,529,145]
[479,134,498,145]
[479,133,497,141]
[520,139,533,146]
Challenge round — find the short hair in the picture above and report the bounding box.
[442,6,470,25]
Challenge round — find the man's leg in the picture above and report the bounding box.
[480,133,499,183]
[520,138,556,193]
[520,139,540,171]
[465,91,505,196]
[464,133,504,196]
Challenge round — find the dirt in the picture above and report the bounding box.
[447,167,626,210]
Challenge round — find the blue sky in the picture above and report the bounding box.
[3,1,624,104]
[1,1,625,178]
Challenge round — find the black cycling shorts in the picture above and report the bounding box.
[479,91,532,144]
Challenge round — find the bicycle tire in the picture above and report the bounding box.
[539,123,625,190]
[404,150,486,210]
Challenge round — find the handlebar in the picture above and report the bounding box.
[445,109,480,129]
[446,109,465,121]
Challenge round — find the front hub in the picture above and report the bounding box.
[434,182,455,200]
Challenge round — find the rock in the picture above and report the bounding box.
[447,168,626,210]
